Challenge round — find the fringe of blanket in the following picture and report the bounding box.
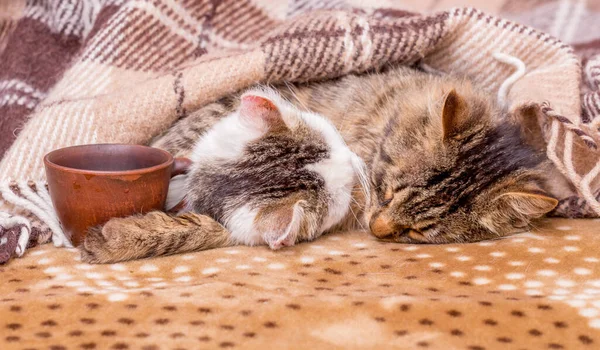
[540,55,600,216]
[543,104,600,216]
[0,181,69,264]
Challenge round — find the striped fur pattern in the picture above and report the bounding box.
[81,211,234,263]
[285,67,559,243]
[1,0,600,262]
[81,88,363,263]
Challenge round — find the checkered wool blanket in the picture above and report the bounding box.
[0,0,599,264]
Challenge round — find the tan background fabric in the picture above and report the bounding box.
[2,219,600,349]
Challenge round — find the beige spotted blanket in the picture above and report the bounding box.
[2,218,600,349]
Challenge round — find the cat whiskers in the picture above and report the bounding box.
[350,187,369,211]
[347,201,366,231]
[350,153,371,203]
[420,227,439,240]
[284,81,310,112]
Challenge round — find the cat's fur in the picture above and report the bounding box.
[81,66,558,263]
[279,68,559,243]
[81,88,366,263]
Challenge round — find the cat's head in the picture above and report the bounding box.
[366,86,558,244]
[177,87,366,248]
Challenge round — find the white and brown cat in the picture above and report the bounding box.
[81,87,368,263]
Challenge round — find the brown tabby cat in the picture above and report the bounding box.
[81,66,559,263]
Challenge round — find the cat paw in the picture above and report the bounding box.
[80,217,135,264]
[80,225,111,264]
[80,213,167,264]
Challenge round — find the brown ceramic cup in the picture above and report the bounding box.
[44,144,192,247]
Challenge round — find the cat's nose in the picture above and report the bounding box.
[369,213,393,238]
[369,213,408,239]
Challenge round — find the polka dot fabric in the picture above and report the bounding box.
[1,219,599,349]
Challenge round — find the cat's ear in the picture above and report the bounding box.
[239,94,286,131]
[494,192,558,218]
[258,200,306,250]
[509,103,547,151]
[441,89,470,141]
[481,191,557,234]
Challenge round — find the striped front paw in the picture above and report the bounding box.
[80,216,143,264]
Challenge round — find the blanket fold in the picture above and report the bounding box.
[0,0,599,264]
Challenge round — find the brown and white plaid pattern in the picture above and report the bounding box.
[1,0,599,263]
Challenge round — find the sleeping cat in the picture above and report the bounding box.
[80,88,368,263]
[81,66,558,263]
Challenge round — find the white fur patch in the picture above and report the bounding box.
[225,205,262,246]
[191,111,266,164]
[301,111,357,233]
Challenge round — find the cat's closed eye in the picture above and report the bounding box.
[416,222,436,232]
[376,185,393,206]
[379,198,392,207]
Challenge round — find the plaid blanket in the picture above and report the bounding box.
[0,0,599,265]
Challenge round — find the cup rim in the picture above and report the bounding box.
[43,143,174,176]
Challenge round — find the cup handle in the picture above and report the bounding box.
[172,157,192,177]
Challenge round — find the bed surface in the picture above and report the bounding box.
[2,219,599,349]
